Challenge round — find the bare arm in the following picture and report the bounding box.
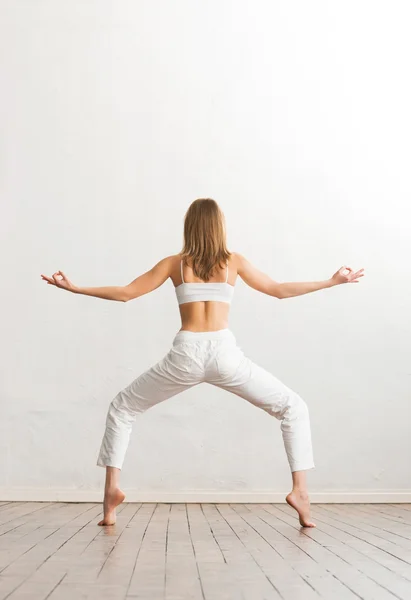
[41,256,174,302]
[236,254,364,299]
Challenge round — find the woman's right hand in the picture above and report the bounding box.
[41,271,77,292]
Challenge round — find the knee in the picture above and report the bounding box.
[109,388,144,421]
[284,393,309,422]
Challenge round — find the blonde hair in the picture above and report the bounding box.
[181,198,231,281]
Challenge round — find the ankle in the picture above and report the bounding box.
[291,488,309,497]
[104,484,118,493]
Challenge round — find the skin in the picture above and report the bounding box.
[41,253,364,527]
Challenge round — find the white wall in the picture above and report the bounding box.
[1,0,410,502]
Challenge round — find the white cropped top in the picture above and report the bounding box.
[175,260,235,305]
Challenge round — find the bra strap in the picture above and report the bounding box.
[225,260,229,283]
[180,259,185,284]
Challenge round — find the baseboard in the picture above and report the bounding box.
[1,488,410,503]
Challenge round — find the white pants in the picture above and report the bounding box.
[97,329,314,472]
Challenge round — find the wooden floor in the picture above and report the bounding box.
[1,503,411,599]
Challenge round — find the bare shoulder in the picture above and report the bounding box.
[165,254,182,264]
[230,252,246,261]
[151,254,174,266]
[160,253,184,285]
[149,254,180,276]
[229,252,247,272]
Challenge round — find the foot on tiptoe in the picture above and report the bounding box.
[98,488,125,526]
[286,490,316,528]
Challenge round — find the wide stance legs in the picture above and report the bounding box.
[98,467,315,528]
[97,329,315,527]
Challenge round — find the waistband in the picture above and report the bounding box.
[173,328,236,344]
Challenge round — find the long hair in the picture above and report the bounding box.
[181,198,231,281]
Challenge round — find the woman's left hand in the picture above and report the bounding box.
[331,266,365,285]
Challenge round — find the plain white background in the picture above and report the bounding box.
[1,1,410,501]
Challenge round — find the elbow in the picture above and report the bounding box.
[121,288,141,302]
[120,289,132,302]
[272,285,287,299]
[276,288,292,300]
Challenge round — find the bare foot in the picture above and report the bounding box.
[98,487,125,526]
[286,490,316,527]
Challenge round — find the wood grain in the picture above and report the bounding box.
[0,502,409,599]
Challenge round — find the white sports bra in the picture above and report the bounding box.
[175,260,235,305]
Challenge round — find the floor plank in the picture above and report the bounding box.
[0,503,115,600]
[163,504,204,599]
[203,503,291,599]
[326,504,411,546]
[0,503,409,600]
[271,504,411,599]
[315,504,411,562]
[126,503,169,599]
[232,503,359,599]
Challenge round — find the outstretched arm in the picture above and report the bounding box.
[236,254,364,299]
[41,256,174,302]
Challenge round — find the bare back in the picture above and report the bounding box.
[171,254,237,332]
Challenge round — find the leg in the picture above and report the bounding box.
[285,470,315,528]
[96,345,200,525]
[210,345,315,526]
[98,467,125,526]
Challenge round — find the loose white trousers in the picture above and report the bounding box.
[97,329,314,472]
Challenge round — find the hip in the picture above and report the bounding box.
[173,327,236,346]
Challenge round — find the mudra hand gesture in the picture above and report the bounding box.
[41,271,76,293]
[331,266,364,285]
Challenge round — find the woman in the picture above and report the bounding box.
[41,198,364,528]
